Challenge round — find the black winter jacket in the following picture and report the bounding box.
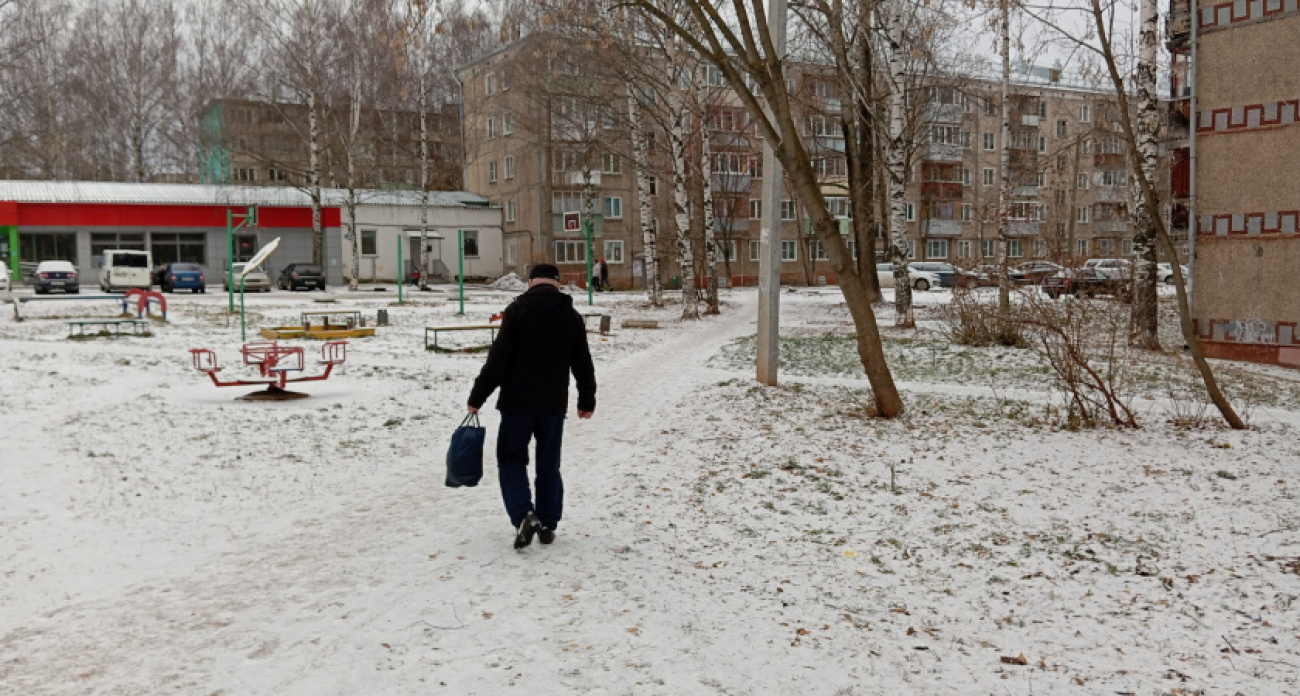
[467,285,597,414]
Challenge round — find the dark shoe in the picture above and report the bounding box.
[537,525,555,545]
[513,511,539,549]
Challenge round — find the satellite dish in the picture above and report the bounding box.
[242,237,281,279]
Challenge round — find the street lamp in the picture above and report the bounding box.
[226,206,257,313]
[238,237,280,342]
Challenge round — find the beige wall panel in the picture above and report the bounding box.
[1199,19,1300,107]
[1197,127,1300,213]
[1193,237,1300,321]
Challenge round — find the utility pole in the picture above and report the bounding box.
[756,0,787,386]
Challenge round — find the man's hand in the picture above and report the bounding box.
[578,410,594,419]
[468,405,479,414]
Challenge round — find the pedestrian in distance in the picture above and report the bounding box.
[590,258,604,292]
[467,263,597,549]
[598,258,610,291]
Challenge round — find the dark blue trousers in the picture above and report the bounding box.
[496,412,566,530]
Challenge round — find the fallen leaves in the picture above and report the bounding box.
[1000,654,1028,666]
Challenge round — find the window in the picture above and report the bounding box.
[1122,239,1133,255]
[488,160,498,183]
[781,240,797,261]
[602,153,621,174]
[1035,240,1047,257]
[1077,173,1089,189]
[486,117,496,139]
[1056,120,1068,138]
[604,240,624,263]
[459,230,480,257]
[1078,238,1089,255]
[905,203,915,222]
[1011,201,1038,220]
[602,106,617,129]
[267,167,288,182]
[486,73,497,96]
[1102,170,1124,186]
[961,203,973,221]
[1007,239,1023,258]
[506,241,517,265]
[1055,190,1067,204]
[749,240,761,261]
[1039,101,1047,118]
[1038,136,1046,152]
[962,168,971,186]
[361,229,377,256]
[603,196,623,219]
[985,100,998,116]
[750,199,762,219]
[846,239,858,259]
[555,241,587,263]
[1077,105,1091,122]
[504,155,515,179]
[500,71,509,91]
[503,112,514,135]
[150,233,206,265]
[553,191,587,217]
[981,239,996,257]
[1098,238,1115,253]
[983,133,995,151]
[930,125,961,145]
[808,240,829,260]
[233,167,257,182]
[780,200,796,220]
[718,239,737,262]
[983,167,996,186]
[648,176,657,196]
[90,232,145,267]
[1036,172,1046,187]
[1076,206,1089,223]
[958,240,972,258]
[505,200,517,222]
[960,130,971,147]
[825,197,849,217]
[907,240,916,260]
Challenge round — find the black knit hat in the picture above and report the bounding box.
[528,263,561,281]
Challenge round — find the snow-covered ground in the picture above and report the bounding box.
[1,284,1297,695]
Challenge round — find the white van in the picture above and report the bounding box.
[100,249,153,292]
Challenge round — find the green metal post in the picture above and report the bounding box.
[585,216,594,305]
[397,234,404,304]
[457,229,465,316]
[226,210,235,313]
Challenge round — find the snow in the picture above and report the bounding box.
[2,284,1298,695]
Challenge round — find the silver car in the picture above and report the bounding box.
[224,262,272,292]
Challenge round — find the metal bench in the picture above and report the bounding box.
[67,318,151,338]
[424,324,499,350]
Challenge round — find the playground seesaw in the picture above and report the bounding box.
[189,340,347,401]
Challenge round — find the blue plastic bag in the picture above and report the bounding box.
[445,413,485,487]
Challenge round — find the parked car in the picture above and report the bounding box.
[876,263,942,291]
[910,262,977,289]
[33,260,79,294]
[1043,268,1131,300]
[1008,261,1063,285]
[225,262,272,292]
[158,262,206,293]
[1083,258,1133,281]
[1157,262,1189,284]
[99,249,152,292]
[0,260,10,293]
[968,264,1003,287]
[278,263,325,291]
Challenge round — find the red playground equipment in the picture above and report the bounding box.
[124,288,167,320]
[189,340,348,400]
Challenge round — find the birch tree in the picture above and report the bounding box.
[1128,0,1160,348]
[628,84,665,306]
[995,0,1013,309]
[668,64,699,319]
[885,0,913,326]
[631,0,906,417]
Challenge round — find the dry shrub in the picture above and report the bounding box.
[938,290,1028,348]
[1019,292,1138,428]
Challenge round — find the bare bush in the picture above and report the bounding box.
[1019,292,1139,429]
[937,290,1028,348]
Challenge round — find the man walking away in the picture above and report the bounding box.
[599,258,610,291]
[467,263,596,549]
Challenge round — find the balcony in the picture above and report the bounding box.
[714,218,750,233]
[922,219,962,236]
[919,143,964,162]
[925,103,965,124]
[551,213,604,236]
[921,181,964,198]
[1092,220,1128,235]
[1020,114,1040,128]
[1007,221,1040,237]
[710,173,753,194]
[550,170,602,187]
[1094,153,1125,168]
[1093,186,1128,203]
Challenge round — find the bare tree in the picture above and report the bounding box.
[1127,0,1159,348]
[630,0,906,417]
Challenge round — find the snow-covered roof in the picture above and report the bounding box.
[0,181,492,209]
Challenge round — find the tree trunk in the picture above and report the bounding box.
[886,0,912,327]
[670,86,698,319]
[699,103,719,314]
[308,88,323,268]
[996,0,1012,309]
[1129,0,1161,349]
[627,86,662,306]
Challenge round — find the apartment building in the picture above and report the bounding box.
[198,98,463,193]
[459,32,1135,290]
[1167,0,1300,368]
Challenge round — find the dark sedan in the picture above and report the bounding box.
[1043,268,1131,300]
[1009,261,1063,285]
[278,263,326,291]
